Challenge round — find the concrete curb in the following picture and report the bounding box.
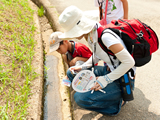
[31,0,63,32]
[27,1,44,119]
[31,0,71,120]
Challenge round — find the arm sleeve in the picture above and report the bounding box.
[97,48,135,88]
[96,31,135,88]
[107,48,135,80]
[101,30,135,80]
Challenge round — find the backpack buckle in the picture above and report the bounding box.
[136,31,144,38]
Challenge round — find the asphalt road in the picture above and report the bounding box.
[49,0,160,119]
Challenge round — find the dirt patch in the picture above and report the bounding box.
[0,0,44,119]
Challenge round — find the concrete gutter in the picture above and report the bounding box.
[31,0,63,32]
[31,0,71,120]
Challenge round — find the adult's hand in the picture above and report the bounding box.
[90,81,102,91]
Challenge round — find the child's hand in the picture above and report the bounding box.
[69,66,82,73]
[69,58,77,66]
[63,75,68,79]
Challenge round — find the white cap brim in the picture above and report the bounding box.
[49,42,60,52]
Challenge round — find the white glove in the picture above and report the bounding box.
[97,75,113,89]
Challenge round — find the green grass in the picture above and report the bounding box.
[0,0,38,119]
[38,6,44,17]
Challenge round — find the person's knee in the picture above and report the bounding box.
[74,93,80,104]
[66,69,71,75]
[74,92,86,106]
[66,69,73,81]
[74,92,93,107]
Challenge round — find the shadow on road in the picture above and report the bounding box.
[70,87,160,120]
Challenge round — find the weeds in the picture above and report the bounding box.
[0,0,38,119]
[38,6,44,17]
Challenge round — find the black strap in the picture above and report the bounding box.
[97,0,101,6]
[98,30,118,69]
[92,24,99,69]
[92,54,94,68]
[98,0,103,20]
[91,44,95,69]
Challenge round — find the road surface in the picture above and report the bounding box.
[49,0,160,119]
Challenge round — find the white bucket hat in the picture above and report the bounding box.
[49,32,63,52]
[58,5,99,39]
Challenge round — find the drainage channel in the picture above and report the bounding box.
[43,55,62,120]
[39,15,63,120]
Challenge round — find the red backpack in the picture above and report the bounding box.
[98,19,159,67]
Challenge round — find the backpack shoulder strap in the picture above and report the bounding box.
[98,28,118,68]
[98,28,117,56]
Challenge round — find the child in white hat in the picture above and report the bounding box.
[49,31,93,86]
[49,32,92,67]
[59,5,135,115]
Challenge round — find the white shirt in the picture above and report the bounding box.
[95,0,124,24]
[88,23,126,71]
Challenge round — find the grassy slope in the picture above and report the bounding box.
[0,0,38,119]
